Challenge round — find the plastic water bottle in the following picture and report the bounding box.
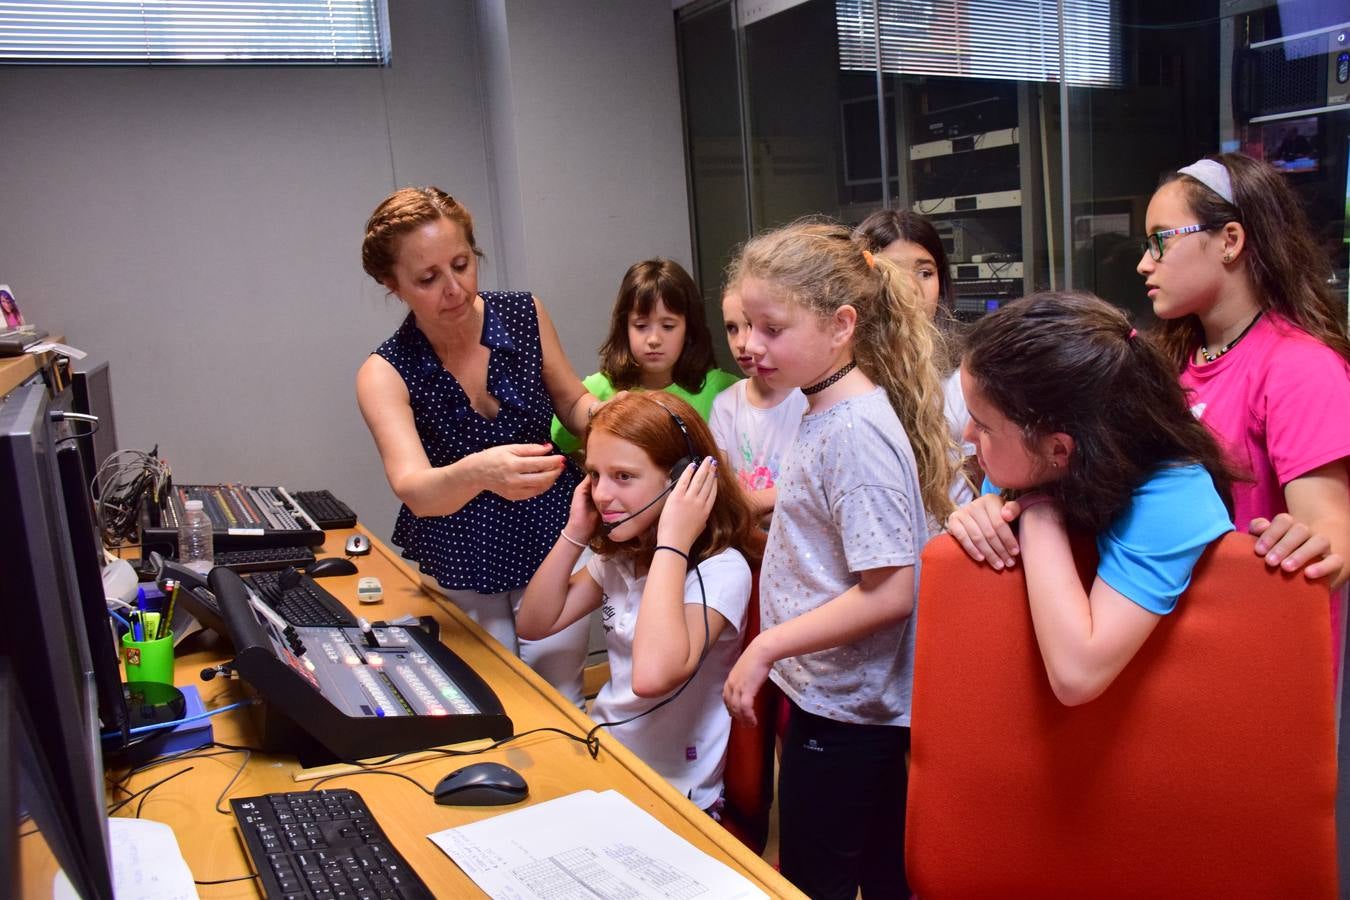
[177,499,214,575]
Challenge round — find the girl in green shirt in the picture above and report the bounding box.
[552,258,738,454]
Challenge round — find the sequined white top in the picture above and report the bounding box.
[762,387,928,726]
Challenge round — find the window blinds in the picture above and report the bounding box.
[836,0,1120,88]
[0,1,389,64]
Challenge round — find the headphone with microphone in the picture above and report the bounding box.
[598,401,702,533]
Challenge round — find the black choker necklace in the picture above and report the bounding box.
[802,361,856,395]
[1198,311,1262,364]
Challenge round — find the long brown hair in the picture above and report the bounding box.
[586,393,763,564]
[1153,153,1350,367]
[965,291,1237,533]
[855,208,965,372]
[729,219,959,521]
[854,209,955,312]
[597,259,716,393]
[361,186,483,286]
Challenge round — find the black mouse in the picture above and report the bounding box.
[433,762,528,806]
[306,557,358,578]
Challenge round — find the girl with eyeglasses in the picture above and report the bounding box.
[1135,153,1350,592]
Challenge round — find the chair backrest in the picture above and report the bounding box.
[720,564,779,854]
[907,532,1339,898]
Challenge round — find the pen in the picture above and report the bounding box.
[132,613,143,642]
[159,581,180,640]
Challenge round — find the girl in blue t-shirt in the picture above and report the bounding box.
[946,292,1239,706]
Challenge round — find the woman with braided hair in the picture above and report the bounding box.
[356,186,597,702]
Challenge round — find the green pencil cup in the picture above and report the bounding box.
[121,630,175,686]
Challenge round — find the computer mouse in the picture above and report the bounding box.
[306,557,358,578]
[345,534,371,556]
[433,762,528,806]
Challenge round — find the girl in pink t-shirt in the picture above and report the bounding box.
[1136,152,1350,588]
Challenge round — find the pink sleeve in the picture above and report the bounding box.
[1261,345,1350,484]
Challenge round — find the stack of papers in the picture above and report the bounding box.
[429,789,767,899]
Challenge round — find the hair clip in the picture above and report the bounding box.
[1128,328,1138,340]
[861,249,876,270]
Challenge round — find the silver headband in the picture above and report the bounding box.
[1177,159,1235,206]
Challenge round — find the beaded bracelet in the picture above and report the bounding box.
[559,530,588,549]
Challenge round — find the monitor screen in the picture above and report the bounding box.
[1262,116,1319,175]
[0,378,113,899]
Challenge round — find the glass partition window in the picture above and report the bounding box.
[678,0,1349,324]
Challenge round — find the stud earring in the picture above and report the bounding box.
[1223,253,1233,263]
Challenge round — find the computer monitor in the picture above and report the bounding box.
[0,377,113,899]
[67,354,118,493]
[1261,115,1320,175]
[2,658,109,899]
[55,440,130,746]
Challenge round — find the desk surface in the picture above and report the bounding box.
[108,526,801,898]
[0,345,51,397]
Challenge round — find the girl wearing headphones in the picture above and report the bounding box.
[518,393,761,812]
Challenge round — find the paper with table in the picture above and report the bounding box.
[428,789,768,899]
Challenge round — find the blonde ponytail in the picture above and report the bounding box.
[864,255,960,522]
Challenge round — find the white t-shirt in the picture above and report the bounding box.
[709,381,808,494]
[587,548,751,809]
[942,369,975,506]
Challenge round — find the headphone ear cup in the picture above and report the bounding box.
[669,456,698,483]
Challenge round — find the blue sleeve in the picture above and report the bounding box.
[1096,465,1234,614]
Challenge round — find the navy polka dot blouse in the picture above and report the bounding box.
[373,291,582,593]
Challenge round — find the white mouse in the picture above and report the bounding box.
[345,534,371,556]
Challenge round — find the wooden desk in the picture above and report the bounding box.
[111,527,802,898]
[1,336,69,398]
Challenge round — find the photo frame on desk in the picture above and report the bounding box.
[0,285,23,328]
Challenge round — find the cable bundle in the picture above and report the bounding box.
[94,447,171,548]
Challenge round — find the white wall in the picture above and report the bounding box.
[478,0,693,367]
[0,0,689,545]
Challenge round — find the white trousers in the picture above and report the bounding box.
[421,574,589,707]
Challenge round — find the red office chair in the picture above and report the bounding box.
[719,564,780,855]
[907,532,1339,898]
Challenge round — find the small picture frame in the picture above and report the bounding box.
[0,286,23,328]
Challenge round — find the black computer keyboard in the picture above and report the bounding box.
[214,545,318,574]
[246,569,357,628]
[231,789,434,900]
[295,490,359,530]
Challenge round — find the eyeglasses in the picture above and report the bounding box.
[1139,224,1215,261]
